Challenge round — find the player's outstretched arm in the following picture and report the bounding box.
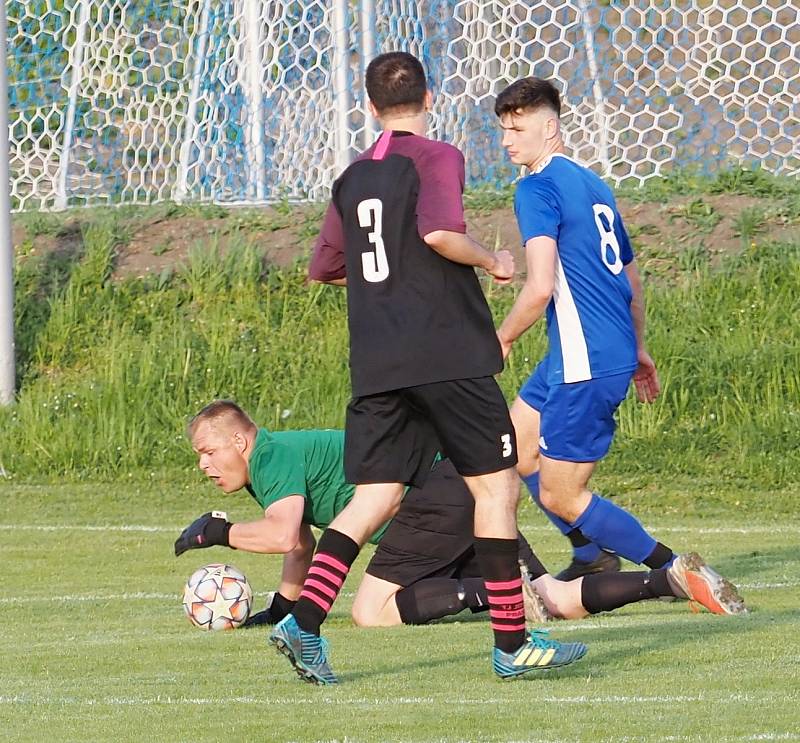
[624,260,660,402]
[226,495,306,554]
[423,230,514,284]
[174,496,306,556]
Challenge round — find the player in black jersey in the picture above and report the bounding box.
[268,52,588,684]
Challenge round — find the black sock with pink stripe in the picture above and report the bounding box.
[292,528,360,636]
[474,536,526,654]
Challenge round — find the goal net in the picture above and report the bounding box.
[7,0,798,210]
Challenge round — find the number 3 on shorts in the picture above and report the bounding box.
[358,198,389,282]
[501,433,513,457]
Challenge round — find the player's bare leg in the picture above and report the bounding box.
[510,395,541,479]
[512,395,592,521]
[351,573,403,627]
[531,570,704,619]
[329,482,406,544]
[538,456,595,522]
[462,467,587,677]
[464,467,520,539]
[357,529,546,627]
[270,482,405,684]
[514,397,689,582]
[538,452,678,570]
[520,457,746,616]
[349,565,718,629]
[511,398,621,578]
[531,574,587,619]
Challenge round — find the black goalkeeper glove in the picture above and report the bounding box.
[174,511,233,556]
[241,591,296,628]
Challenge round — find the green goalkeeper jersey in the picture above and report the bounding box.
[246,428,388,545]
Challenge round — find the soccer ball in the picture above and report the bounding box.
[182,563,253,631]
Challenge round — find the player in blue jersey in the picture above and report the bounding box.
[493,77,746,615]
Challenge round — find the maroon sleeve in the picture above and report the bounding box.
[308,202,346,281]
[415,143,467,238]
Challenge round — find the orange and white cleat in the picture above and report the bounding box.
[519,560,552,624]
[668,552,747,615]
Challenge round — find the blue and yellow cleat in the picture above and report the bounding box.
[493,630,588,679]
[269,614,338,685]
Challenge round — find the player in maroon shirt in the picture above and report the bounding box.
[269,52,588,684]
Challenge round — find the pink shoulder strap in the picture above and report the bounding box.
[372,130,392,160]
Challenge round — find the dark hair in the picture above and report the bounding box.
[494,77,561,118]
[187,399,256,438]
[366,52,427,115]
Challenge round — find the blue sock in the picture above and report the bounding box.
[572,494,657,564]
[522,472,602,562]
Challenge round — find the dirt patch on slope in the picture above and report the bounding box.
[13,192,798,282]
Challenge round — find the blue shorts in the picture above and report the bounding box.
[519,361,633,462]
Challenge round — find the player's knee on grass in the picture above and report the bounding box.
[350,603,379,627]
[351,599,402,628]
[351,575,403,627]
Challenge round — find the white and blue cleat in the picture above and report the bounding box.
[493,629,587,679]
[269,614,338,685]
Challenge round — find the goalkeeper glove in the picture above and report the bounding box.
[174,511,233,556]
[241,591,296,628]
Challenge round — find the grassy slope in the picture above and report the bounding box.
[2,483,799,743]
[3,171,800,495]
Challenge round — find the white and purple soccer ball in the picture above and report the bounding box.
[182,563,253,631]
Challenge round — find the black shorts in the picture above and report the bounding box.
[365,460,481,586]
[344,376,517,487]
[366,460,548,586]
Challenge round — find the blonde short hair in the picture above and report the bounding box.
[187,400,257,438]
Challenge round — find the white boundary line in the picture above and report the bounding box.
[3,523,800,535]
[639,525,800,535]
[0,579,794,607]
[0,590,279,605]
[0,524,176,532]
[1,693,798,706]
[0,592,177,604]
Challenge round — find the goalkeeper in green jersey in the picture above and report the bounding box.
[175,400,737,627]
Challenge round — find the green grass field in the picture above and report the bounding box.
[3,483,798,743]
[2,170,799,741]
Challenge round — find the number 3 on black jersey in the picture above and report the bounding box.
[358,198,389,282]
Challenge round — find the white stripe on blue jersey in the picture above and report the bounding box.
[552,251,591,382]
